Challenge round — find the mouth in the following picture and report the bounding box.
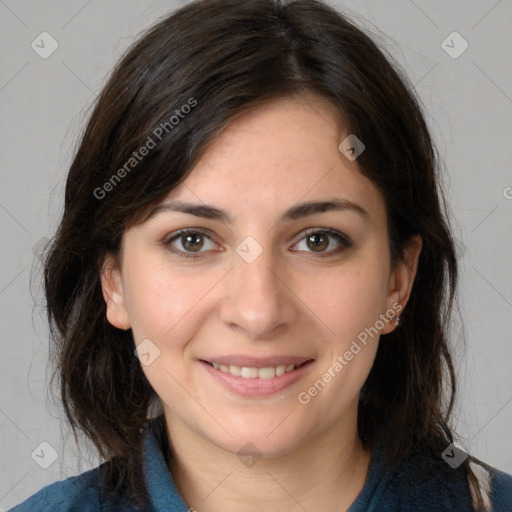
[199,357,315,397]
[202,360,312,379]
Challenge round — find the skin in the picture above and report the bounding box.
[101,92,422,512]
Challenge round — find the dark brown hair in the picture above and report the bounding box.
[43,0,487,508]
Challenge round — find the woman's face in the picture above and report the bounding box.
[102,93,421,458]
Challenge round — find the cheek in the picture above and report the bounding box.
[123,259,219,402]
[293,256,390,347]
[293,263,386,416]
[123,257,218,345]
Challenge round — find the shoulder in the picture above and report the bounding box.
[7,463,148,512]
[382,442,512,512]
[370,438,476,510]
[8,465,102,512]
[487,465,512,512]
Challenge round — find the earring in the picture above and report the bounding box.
[395,316,401,326]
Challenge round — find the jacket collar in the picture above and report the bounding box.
[143,427,190,512]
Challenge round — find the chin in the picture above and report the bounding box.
[204,415,312,460]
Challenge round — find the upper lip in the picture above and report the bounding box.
[201,355,314,367]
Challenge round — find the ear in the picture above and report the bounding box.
[100,253,131,330]
[380,234,423,335]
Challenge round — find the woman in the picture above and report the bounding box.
[9,0,512,510]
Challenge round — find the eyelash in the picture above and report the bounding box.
[162,227,353,259]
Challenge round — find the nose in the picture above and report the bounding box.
[218,243,297,340]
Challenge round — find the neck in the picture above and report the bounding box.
[164,407,371,512]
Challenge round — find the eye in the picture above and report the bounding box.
[163,227,352,260]
[292,228,352,256]
[163,228,218,259]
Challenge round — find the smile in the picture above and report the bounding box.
[205,361,307,379]
[200,358,315,397]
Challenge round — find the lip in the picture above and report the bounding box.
[199,357,315,397]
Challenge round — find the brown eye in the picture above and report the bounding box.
[292,228,352,256]
[163,229,217,259]
[306,233,329,252]
[181,233,205,252]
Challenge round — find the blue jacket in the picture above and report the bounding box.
[8,427,512,511]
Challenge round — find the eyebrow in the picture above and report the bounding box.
[142,198,371,225]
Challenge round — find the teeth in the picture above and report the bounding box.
[275,365,286,376]
[210,362,299,378]
[258,367,275,379]
[229,365,241,376]
[241,367,258,378]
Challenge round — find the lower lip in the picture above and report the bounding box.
[200,360,314,397]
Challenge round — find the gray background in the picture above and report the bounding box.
[1,0,511,509]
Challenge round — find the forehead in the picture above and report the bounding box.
[154,93,388,230]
